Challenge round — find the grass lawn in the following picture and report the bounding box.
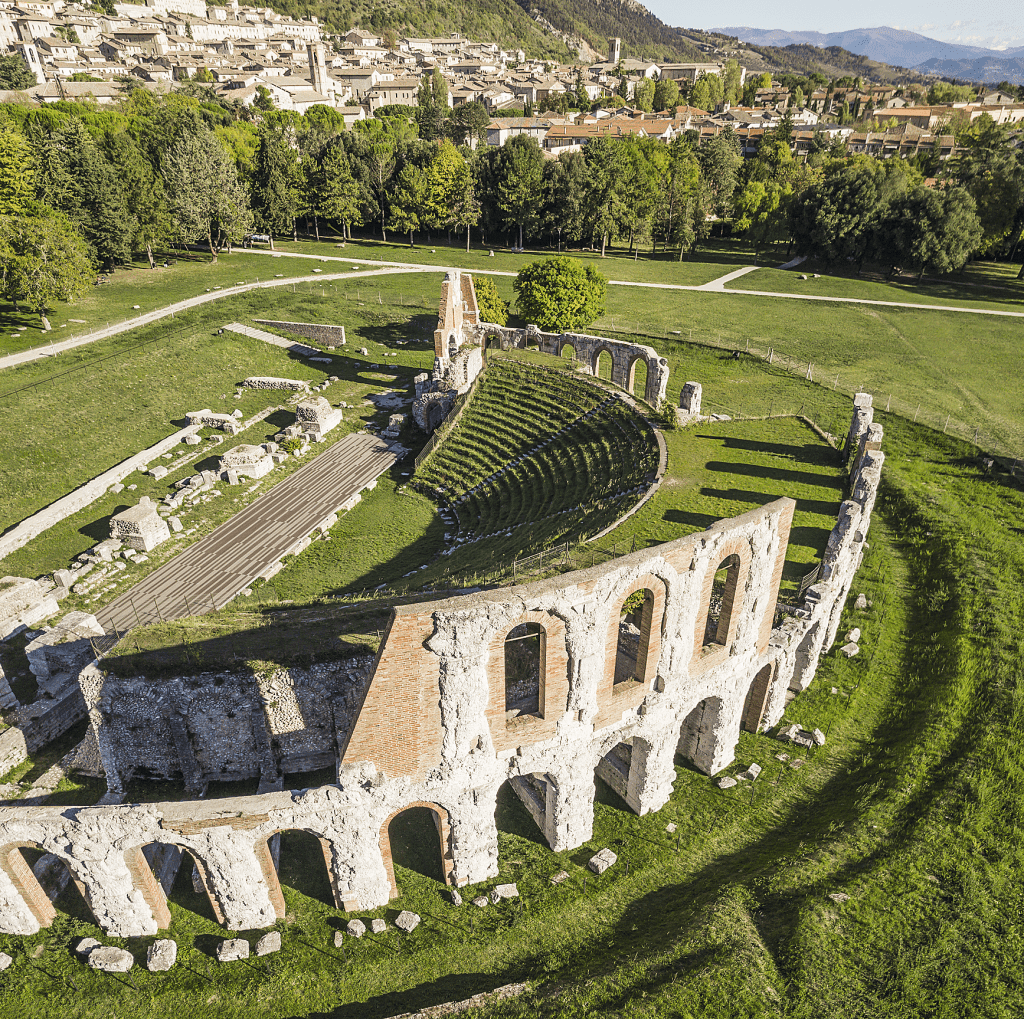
[596,289,1024,457]
[0,253,330,358]
[0,273,444,570]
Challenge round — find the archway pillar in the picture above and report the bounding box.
[0,845,54,934]
[544,759,596,852]
[624,735,676,815]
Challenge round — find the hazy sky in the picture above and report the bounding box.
[643,0,1024,51]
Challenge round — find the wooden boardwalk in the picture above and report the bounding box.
[96,431,399,634]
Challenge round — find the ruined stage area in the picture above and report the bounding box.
[96,432,398,633]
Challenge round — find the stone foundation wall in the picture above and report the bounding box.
[254,320,347,347]
[0,400,883,939]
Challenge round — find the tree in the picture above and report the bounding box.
[387,162,425,245]
[733,179,793,255]
[652,77,679,112]
[354,117,397,240]
[304,144,361,240]
[417,68,448,141]
[162,118,251,260]
[690,76,712,112]
[101,129,170,267]
[927,81,975,104]
[0,55,35,90]
[581,135,625,255]
[633,78,654,113]
[0,123,35,215]
[193,67,214,84]
[473,275,508,325]
[514,256,606,331]
[0,205,93,327]
[615,138,658,254]
[446,102,489,147]
[252,127,298,246]
[497,135,544,249]
[722,60,743,104]
[616,75,629,101]
[698,129,741,218]
[253,85,276,112]
[574,68,589,109]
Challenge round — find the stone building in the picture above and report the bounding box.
[295,396,343,442]
[109,498,171,553]
[218,443,274,481]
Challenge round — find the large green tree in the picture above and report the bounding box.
[252,127,298,246]
[652,77,679,112]
[0,54,35,90]
[387,161,425,245]
[0,123,35,215]
[513,256,606,331]
[496,135,544,249]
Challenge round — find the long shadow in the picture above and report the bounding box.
[703,436,842,465]
[699,487,843,517]
[786,523,837,552]
[359,315,437,349]
[662,509,721,531]
[704,460,845,489]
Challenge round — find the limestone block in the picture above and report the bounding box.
[75,937,101,958]
[587,849,617,874]
[334,931,344,947]
[811,728,826,746]
[255,932,281,956]
[243,377,309,391]
[678,381,702,424]
[846,628,861,643]
[715,776,737,789]
[0,576,60,640]
[109,500,171,552]
[472,896,488,908]
[168,517,183,533]
[226,470,239,485]
[370,919,386,934]
[215,939,250,962]
[0,951,11,970]
[840,643,859,658]
[491,883,518,901]
[219,444,274,481]
[737,763,761,781]
[394,910,420,932]
[184,435,201,446]
[448,889,462,906]
[109,483,124,494]
[854,594,867,610]
[346,919,365,937]
[146,939,177,972]
[777,724,801,742]
[148,466,168,479]
[550,871,569,885]
[829,892,850,903]
[53,569,73,589]
[87,946,134,972]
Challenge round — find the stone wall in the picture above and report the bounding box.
[254,320,347,348]
[0,399,883,938]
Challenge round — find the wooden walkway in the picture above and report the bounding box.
[96,431,399,634]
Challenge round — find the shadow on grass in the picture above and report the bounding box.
[700,487,842,517]
[704,436,842,465]
[704,459,844,490]
[389,806,446,885]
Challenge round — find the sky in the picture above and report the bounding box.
[643,0,1024,52]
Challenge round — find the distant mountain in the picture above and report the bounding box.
[916,55,1024,86]
[714,25,1021,68]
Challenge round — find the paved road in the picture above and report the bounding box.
[96,431,400,634]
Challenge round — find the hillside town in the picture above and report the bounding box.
[2,0,1023,160]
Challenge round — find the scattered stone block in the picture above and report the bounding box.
[715,776,737,789]
[790,759,805,769]
[52,568,73,589]
[775,752,789,762]
[110,499,171,552]
[549,871,569,885]
[242,376,309,391]
[75,937,101,958]
[87,946,134,972]
[370,919,386,934]
[215,939,249,962]
[219,444,274,481]
[846,627,861,643]
[167,516,183,533]
[840,643,860,658]
[109,483,124,494]
[148,466,168,479]
[394,910,420,932]
[184,435,201,446]
[226,470,239,485]
[587,848,617,874]
[333,931,344,948]
[828,892,850,903]
[0,951,11,970]
[472,895,488,908]
[346,919,366,938]
[666,822,677,833]
[737,763,762,781]
[448,889,462,906]
[492,883,518,900]
[854,594,868,610]
[811,728,826,746]
[255,932,281,956]
[777,724,801,742]
[146,939,177,971]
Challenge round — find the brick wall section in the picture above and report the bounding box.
[0,845,56,929]
[758,503,793,654]
[342,607,443,779]
[123,845,172,929]
[485,610,569,754]
[690,538,752,676]
[253,320,347,347]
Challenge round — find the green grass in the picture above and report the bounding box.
[0,252,331,357]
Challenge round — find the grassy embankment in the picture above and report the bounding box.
[0,415,1021,1018]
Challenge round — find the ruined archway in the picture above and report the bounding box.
[628,357,649,401]
[379,802,452,901]
[496,777,549,847]
[702,554,742,648]
[614,588,655,687]
[677,697,725,774]
[265,829,336,908]
[559,340,576,361]
[0,842,97,930]
[740,663,774,734]
[594,348,614,381]
[504,622,543,720]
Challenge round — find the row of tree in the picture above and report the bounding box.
[1,88,1022,324]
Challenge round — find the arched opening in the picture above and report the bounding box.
[505,622,543,720]
[702,554,741,648]
[163,848,226,925]
[496,777,548,847]
[448,333,458,358]
[380,802,452,901]
[740,663,774,734]
[677,697,724,774]
[629,358,649,400]
[594,349,613,381]
[560,341,576,361]
[1,844,95,928]
[615,588,654,686]
[269,829,335,907]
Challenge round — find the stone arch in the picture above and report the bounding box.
[740,663,774,734]
[486,610,569,753]
[558,338,576,361]
[595,573,667,729]
[379,801,453,901]
[142,840,233,926]
[257,827,338,912]
[592,346,614,381]
[122,843,175,930]
[627,356,650,401]
[677,696,726,774]
[692,542,751,673]
[448,332,458,359]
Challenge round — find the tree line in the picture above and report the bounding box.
[0,87,1021,325]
